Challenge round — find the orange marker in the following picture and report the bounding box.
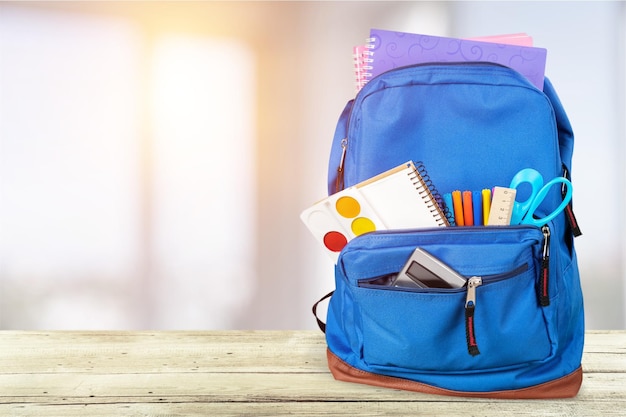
[452,190,464,226]
[462,191,474,226]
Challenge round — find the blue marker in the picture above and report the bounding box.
[473,190,483,226]
[443,193,456,226]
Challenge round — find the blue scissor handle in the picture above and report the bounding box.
[509,168,573,226]
[509,169,543,225]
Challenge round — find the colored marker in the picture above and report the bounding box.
[482,189,492,225]
[452,190,464,226]
[443,193,456,226]
[473,190,483,226]
[463,191,474,226]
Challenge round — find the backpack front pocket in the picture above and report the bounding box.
[338,227,552,373]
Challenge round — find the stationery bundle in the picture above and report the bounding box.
[306,28,584,399]
[354,29,546,92]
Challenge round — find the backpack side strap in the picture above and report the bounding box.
[312,291,334,333]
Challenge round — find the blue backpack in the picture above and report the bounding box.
[315,63,584,398]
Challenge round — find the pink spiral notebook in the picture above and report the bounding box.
[353,44,371,92]
[354,29,546,91]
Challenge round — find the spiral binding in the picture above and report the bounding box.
[353,41,374,93]
[362,41,374,82]
[408,162,452,227]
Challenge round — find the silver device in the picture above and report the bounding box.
[393,248,467,289]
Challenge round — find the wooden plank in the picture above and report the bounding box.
[0,330,623,417]
[0,331,623,374]
[1,400,625,417]
[0,372,623,402]
[582,330,626,372]
[583,352,626,373]
[0,331,329,374]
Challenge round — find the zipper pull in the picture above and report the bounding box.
[564,204,581,237]
[539,225,551,307]
[465,276,482,356]
[335,138,347,193]
[562,166,582,237]
[465,276,482,309]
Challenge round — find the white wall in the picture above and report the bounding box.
[0,1,623,330]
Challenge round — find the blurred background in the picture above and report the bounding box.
[0,1,624,330]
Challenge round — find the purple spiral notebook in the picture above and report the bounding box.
[366,29,547,89]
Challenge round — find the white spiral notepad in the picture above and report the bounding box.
[300,161,448,262]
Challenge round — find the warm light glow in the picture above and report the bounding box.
[150,35,257,328]
[0,6,257,329]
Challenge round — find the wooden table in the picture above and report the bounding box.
[0,330,623,416]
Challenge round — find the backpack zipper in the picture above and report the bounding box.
[335,138,348,193]
[538,225,551,307]
[462,228,549,357]
[462,263,530,357]
[562,165,582,237]
[451,236,547,358]
[464,276,483,356]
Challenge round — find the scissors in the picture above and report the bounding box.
[509,168,573,227]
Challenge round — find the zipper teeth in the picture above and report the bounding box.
[481,263,529,283]
[358,262,529,293]
[358,283,466,294]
